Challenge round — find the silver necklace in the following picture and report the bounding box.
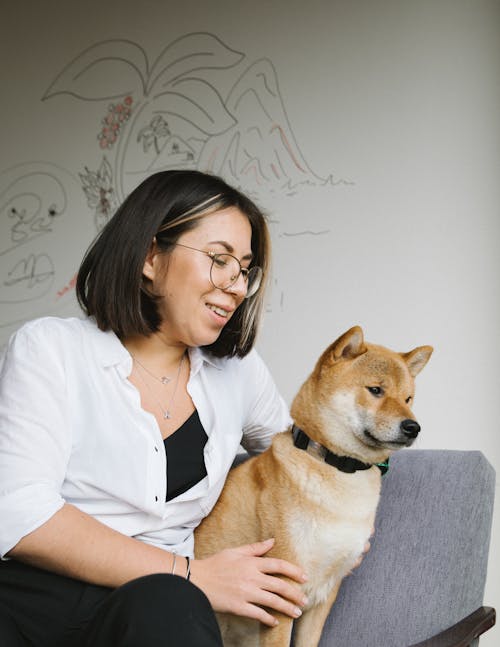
[132,355,172,384]
[133,352,185,420]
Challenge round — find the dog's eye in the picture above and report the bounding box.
[367,386,384,397]
[405,396,412,404]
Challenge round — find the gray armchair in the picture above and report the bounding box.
[315,450,496,646]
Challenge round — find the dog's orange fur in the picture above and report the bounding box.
[195,326,433,647]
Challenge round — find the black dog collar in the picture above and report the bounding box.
[291,425,389,475]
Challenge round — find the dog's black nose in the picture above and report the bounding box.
[400,419,420,439]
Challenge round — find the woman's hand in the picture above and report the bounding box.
[190,538,308,627]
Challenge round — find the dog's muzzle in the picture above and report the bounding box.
[400,418,420,440]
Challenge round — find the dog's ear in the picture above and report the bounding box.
[401,345,433,377]
[326,326,367,363]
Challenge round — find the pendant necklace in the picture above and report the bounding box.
[132,355,172,384]
[132,352,186,420]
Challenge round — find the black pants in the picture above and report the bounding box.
[0,559,223,646]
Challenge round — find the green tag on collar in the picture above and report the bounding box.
[376,460,390,475]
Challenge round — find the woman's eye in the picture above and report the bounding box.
[213,256,228,268]
[367,386,384,397]
[405,396,412,404]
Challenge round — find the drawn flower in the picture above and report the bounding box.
[97,96,133,149]
[79,157,118,230]
[137,115,170,154]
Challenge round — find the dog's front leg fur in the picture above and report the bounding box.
[216,608,293,647]
[292,583,341,647]
[259,613,294,647]
[254,569,296,647]
[217,613,261,647]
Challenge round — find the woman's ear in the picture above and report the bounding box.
[142,237,160,281]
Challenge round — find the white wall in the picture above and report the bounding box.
[1,0,498,642]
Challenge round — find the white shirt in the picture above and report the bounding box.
[0,317,291,559]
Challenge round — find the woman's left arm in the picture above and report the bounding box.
[239,350,292,455]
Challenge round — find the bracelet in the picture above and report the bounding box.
[171,553,177,575]
[185,556,191,581]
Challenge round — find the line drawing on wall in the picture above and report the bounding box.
[42,32,341,227]
[0,163,71,308]
[0,32,352,342]
[0,164,67,258]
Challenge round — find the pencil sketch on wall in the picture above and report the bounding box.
[0,163,68,307]
[42,32,339,227]
[1,32,352,344]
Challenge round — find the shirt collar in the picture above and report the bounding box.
[188,346,225,376]
[83,318,131,371]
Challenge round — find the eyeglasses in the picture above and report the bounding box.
[171,243,263,298]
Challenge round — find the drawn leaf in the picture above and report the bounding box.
[43,39,149,101]
[226,58,281,114]
[98,157,114,186]
[154,78,236,135]
[147,32,244,95]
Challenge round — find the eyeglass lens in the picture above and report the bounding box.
[210,254,262,297]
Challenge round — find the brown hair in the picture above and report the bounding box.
[76,170,271,358]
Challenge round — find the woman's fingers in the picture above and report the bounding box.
[230,574,306,626]
[190,540,309,625]
[239,602,281,627]
[236,537,276,557]
[255,578,307,614]
[234,543,308,612]
[236,539,308,585]
[235,537,307,579]
[258,570,308,607]
[259,554,309,585]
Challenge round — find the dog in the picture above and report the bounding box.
[195,326,433,647]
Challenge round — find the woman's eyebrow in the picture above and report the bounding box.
[208,240,253,261]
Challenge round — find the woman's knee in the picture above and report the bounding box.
[116,573,212,617]
[85,574,222,646]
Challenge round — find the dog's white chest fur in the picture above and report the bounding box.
[286,466,380,607]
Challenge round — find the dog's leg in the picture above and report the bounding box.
[258,614,294,647]
[292,583,341,647]
[218,614,260,647]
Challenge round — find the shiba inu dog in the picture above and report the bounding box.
[195,326,433,647]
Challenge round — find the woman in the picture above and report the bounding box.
[0,170,308,646]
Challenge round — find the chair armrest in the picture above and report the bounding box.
[408,606,496,647]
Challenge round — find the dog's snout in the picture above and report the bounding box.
[400,419,420,439]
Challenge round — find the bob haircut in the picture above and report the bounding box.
[76,170,271,358]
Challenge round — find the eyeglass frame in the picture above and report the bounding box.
[168,242,263,298]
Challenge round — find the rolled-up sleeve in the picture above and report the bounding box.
[0,321,70,557]
[240,350,292,455]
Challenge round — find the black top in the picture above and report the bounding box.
[164,410,208,502]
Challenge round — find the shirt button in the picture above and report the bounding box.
[154,446,158,452]
[155,496,158,502]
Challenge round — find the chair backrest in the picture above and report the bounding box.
[317,450,496,647]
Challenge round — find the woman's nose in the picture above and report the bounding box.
[224,272,247,299]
